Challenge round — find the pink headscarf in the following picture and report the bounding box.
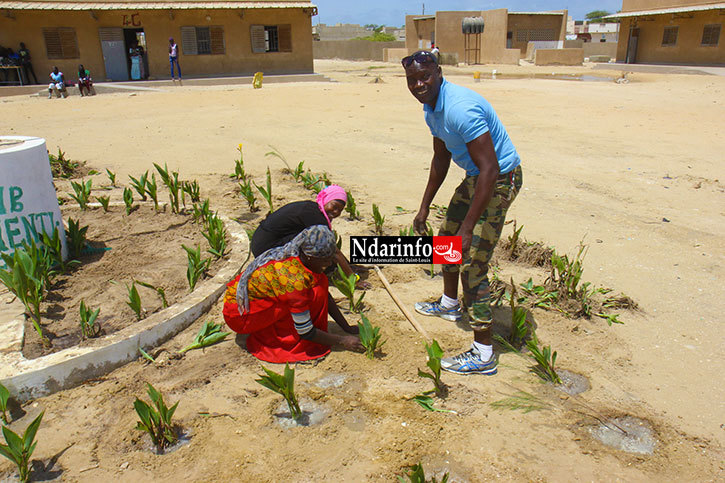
[316,185,347,227]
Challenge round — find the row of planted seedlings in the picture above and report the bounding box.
[0,156,229,350]
[233,144,395,237]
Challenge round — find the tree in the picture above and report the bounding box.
[585,10,611,23]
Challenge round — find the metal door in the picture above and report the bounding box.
[99,28,129,81]
[626,27,639,64]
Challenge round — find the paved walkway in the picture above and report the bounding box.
[594,62,725,76]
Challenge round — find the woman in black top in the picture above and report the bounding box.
[251,185,357,279]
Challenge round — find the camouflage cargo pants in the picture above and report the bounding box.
[440,165,523,329]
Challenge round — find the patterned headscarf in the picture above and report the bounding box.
[316,185,347,227]
[236,225,337,313]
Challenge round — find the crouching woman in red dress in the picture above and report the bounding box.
[223,225,362,363]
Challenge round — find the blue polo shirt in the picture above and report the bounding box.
[424,78,520,176]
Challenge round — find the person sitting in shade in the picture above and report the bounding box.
[223,225,363,363]
[48,66,66,98]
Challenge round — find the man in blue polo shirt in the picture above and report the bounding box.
[403,50,523,375]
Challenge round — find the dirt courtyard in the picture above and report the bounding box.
[0,59,723,481]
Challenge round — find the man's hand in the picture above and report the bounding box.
[456,226,473,256]
[340,335,364,352]
[413,207,430,235]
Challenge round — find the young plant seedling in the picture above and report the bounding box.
[48,147,77,178]
[153,163,182,213]
[134,383,179,453]
[418,339,445,397]
[255,363,302,421]
[345,191,362,220]
[372,204,385,235]
[182,244,210,291]
[0,249,48,346]
[123,187,134,215]
[69,179,92,210]
[95,195,111,212]
[411,394,454,413]
[398,462,449,483]
[254,167,274,213]
[105,168,117,186]
[146,173,159,211]
[331,265,365,313]
[126,281,143,320]
[79,300,101,338]
[66,217,88,259]
[519,278,557,310]
[230,143,247,180]
[0,383,10,424]
[595,312,623,326]
[507,220,524,256]
[192,199,211,224]
[41,228,78,274]
[202,214,227,259]
[178,321,231,354]
[265,146,303,181]
[138,347,156,363]
[182,180,201,203]
[525,333,561,384]
[135,280,169,308]
[508,280,530,348]
[358,314,385,359]
[549,243,587,298]
[0,411,43,483]
[238,178,258,212]
[128,171,149,201]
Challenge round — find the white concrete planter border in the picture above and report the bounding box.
[0,215,248,402]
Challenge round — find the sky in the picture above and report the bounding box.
[312,1,623,27]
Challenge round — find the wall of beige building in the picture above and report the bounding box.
[405,10,567,64]
[0,8,313,82]
[616,10,724,63]
[313,40,404,60]
[507,12,567,53]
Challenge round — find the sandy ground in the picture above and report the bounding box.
[0,59,723,481]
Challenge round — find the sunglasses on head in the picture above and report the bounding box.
[401,51,438,68]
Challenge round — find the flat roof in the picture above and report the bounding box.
[509,11,565,15]
[0,1,315,9]
[605,3,725,18]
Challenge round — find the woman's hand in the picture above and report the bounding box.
[339,335,364,352]
[342,324,359,335]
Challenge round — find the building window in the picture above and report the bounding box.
[180,26,225,55]
[701,24,721,46]
[251,24,292,53]
[662,26,678,47]
[42,27,79,59]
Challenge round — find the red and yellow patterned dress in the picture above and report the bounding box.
[223,256,330,363]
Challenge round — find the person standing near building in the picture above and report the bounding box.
[18,43,37,84]
[402,50,523,375]
[169,37,181,83]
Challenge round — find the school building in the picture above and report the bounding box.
[0,0,318,82]
[607,1,724,64]
[405,9,568,64]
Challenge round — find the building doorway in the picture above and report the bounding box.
[124,28,148,80]
[626,26,639,64]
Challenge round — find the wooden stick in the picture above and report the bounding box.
[373,265,431,342]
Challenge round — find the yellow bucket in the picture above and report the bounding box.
[253,72,263,89]
[473,71,481,80]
